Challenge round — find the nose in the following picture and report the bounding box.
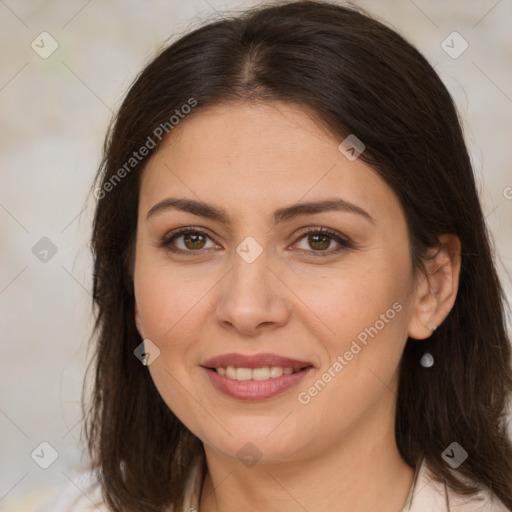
[215,244,292,336]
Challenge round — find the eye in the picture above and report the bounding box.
[159,226,354,257]
[160,228,220,253]
[292,227,354,256]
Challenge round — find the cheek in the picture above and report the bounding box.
[134,249,211,344]
[313,264,407,345]
[134,252,210,432]
[301,249,412,405]
[296,271,409,425]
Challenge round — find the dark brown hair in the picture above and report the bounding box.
[84,1,512,510]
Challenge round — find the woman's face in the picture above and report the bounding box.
[133,101,424,464]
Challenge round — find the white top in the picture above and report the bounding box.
[34,456,510,512]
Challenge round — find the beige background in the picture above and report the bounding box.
[1,0,511,510]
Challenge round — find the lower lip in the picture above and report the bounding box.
[202,367,312,400]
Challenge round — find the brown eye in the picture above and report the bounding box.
[181,232,207,250]
[160,229,219,253]
[293,228,354,256]
[160,226,353,257]
[306,233,332,251]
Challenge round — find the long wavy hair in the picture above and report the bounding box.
[84,1,512,510]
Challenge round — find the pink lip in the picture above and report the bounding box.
[201,353,314,401]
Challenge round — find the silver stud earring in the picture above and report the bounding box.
[420,352,434,368]
[420,325,437,367]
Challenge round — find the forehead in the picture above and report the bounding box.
[139,101,402,225]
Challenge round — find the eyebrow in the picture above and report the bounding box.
[146,197,375,226]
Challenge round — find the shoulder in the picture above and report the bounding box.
[35,470,110,512]
[408,459,510,512]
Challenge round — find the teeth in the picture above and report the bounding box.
[226,366,237,379]
[236,367,253,381]
[215,366,298,380]
[269,366,283,378]
[253,367,271,380]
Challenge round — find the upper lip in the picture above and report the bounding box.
[201,352,313,370]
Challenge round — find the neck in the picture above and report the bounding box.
[198,389,415,512]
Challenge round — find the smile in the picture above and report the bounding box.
[201,353,314,400]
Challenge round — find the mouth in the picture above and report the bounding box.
[200,353,314,400]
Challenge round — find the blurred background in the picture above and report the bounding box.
[1,0,511,510]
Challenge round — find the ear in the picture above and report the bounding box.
[134,300,145,338]
[407,233,461,340]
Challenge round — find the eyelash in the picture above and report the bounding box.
[159,226,355,257]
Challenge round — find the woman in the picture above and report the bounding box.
[41,1,512,510]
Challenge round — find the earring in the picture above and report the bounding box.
[420,352,434,368]
[420,325,437,367]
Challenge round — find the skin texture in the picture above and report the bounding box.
[133,101,461,512]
